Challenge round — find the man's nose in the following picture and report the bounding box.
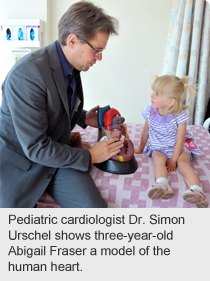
[95,53,102,61]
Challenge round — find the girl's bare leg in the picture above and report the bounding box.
[177,152,200,187]
[148,152,174,200]
[178,152,208,208]
[152,151,168,180]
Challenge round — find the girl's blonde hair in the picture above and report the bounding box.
[151,75,196,115]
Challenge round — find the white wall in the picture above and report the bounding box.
[0,0,48,97]
[0,0,173,124]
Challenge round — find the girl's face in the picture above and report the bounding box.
[150,89,174,116]
[150,81,176,115]
[150,91,169,108]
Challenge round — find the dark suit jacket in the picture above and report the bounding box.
[0,41,90,207]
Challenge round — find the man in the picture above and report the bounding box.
[0,1,123,208]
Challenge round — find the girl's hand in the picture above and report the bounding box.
[134,148,143,154]
[166,159,177,172]
[134,121,149,155]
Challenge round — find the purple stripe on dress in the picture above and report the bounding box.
[141,104,201,160]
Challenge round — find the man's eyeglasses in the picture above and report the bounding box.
[84,41,105,55]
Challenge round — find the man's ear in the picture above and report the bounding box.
[67,34,78,48]
[168,98,176,107]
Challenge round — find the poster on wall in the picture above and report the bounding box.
[6,48,31,69]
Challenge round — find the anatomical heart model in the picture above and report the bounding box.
[95,106,138,174]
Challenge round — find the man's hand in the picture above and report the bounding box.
[89,138,124,163]
[85,105,99,128]
[120,123,129,139]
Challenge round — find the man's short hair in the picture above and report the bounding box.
[58,1,119,45]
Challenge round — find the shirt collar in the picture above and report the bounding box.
[56,41,80,78]
[150,106,174,123]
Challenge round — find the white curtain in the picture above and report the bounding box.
[162,0,210,125]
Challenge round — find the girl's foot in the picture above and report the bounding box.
[183,189,209,208]
[147,183,174,200]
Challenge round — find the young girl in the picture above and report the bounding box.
[135,75,208,208]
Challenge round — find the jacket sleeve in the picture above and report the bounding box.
[77,110,88,129]
[6,60,90,172]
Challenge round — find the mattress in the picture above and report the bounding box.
[37,124,210,208]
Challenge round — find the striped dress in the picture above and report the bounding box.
[142,105,201,159]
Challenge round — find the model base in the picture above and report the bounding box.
[94,156,138,175]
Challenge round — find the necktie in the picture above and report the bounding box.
[67,74,73,114]
[67,71,78,118]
